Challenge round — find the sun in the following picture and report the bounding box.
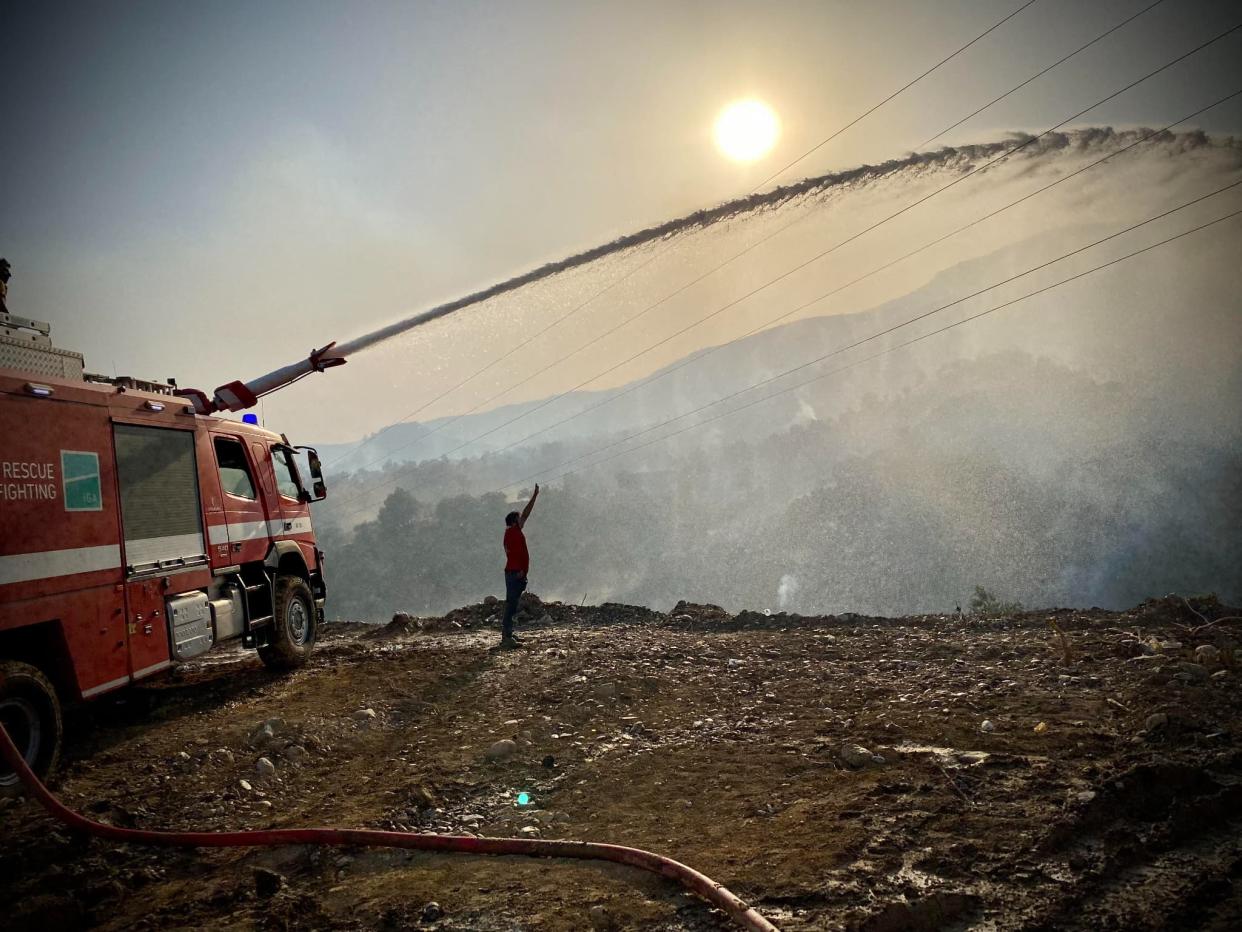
[714,99,780,163]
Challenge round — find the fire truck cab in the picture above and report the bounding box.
[1,310,328,793]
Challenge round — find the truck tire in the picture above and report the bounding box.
[259,575,316,671]
[0,661,63,798]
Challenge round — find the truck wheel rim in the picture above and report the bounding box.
[287,597,310,646]
[0,697,41,784]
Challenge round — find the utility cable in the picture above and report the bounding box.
[753,0,1043,190]
[321,238,666,469]
[328,0,1046,472]
[430,20,1242,458]
[480,88,1242,466]
[917,0,1168,150]
[330,21,1240,516]
[520,194,1242,488]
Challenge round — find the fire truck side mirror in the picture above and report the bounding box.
[312,479,327,500]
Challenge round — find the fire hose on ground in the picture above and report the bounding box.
[0,723,779,931]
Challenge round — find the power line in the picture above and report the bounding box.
[917,0,1168,150]
[448,18,1242,449]
[433,21,1242,457]
[321,237,666,470]
[330,19,1241,516]
[752,0,1043,190]
[521,194,1242,489]
[325,2,1039,473]
[335,0,1053,474]
[482,87,1242,462]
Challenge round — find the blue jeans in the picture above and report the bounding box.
[502,570,527,639]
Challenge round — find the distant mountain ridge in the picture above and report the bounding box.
[316,224,1089,474]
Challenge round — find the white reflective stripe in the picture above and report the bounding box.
[207,520,267,545]
[81,673,131,698]
[208,518,313,546]
[132,659,172,680]
[270,517,313,536]
[125,533,206,565]
[0,544,123,586]
[228,520,269,541]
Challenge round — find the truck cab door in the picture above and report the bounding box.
[266,443,313,542]
[210,435,269,565]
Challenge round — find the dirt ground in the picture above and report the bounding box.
[2,593,1240,931]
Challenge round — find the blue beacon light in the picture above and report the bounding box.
[242,413,259,425]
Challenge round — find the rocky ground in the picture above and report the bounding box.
[2,594,1240,931]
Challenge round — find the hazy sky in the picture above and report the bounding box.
[3,0,1240,441]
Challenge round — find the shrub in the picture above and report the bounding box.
[969,585,1023,615]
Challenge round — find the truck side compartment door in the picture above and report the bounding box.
[112,423,207,679]
[0,391,131,700]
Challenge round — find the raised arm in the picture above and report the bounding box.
[519,484,540,527]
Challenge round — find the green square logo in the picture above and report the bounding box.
[61,450,102,512]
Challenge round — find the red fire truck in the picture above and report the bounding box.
[1,309,345,794]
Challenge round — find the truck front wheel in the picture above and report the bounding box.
[259,576,317,671]
[0,661,63,798]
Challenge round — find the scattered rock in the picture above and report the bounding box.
[841,743,881,768]
[485,739,518,761]
[422,901,444,922]
[239,779,253,792]
[253,867,284,899]
[354,708,378,721]
[1174,662,1210,683]
[1194,645,1220,665]
[542,754,556,769]
[282,745,308,763]
[587,902,620,929]
[1145,713,1169,731]
[385,612,418,634]
[980,720,996,733]
[255,757,277,778]
[483,595,498,606]
[249,723,276,749]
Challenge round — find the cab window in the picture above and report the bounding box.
[214,437,256,500]
[272,446,301,500]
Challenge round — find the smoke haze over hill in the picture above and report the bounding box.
[314,129,1242,619]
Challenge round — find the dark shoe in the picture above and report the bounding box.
[497,636,522,650]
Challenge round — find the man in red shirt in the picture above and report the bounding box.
[500,484,539,648]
